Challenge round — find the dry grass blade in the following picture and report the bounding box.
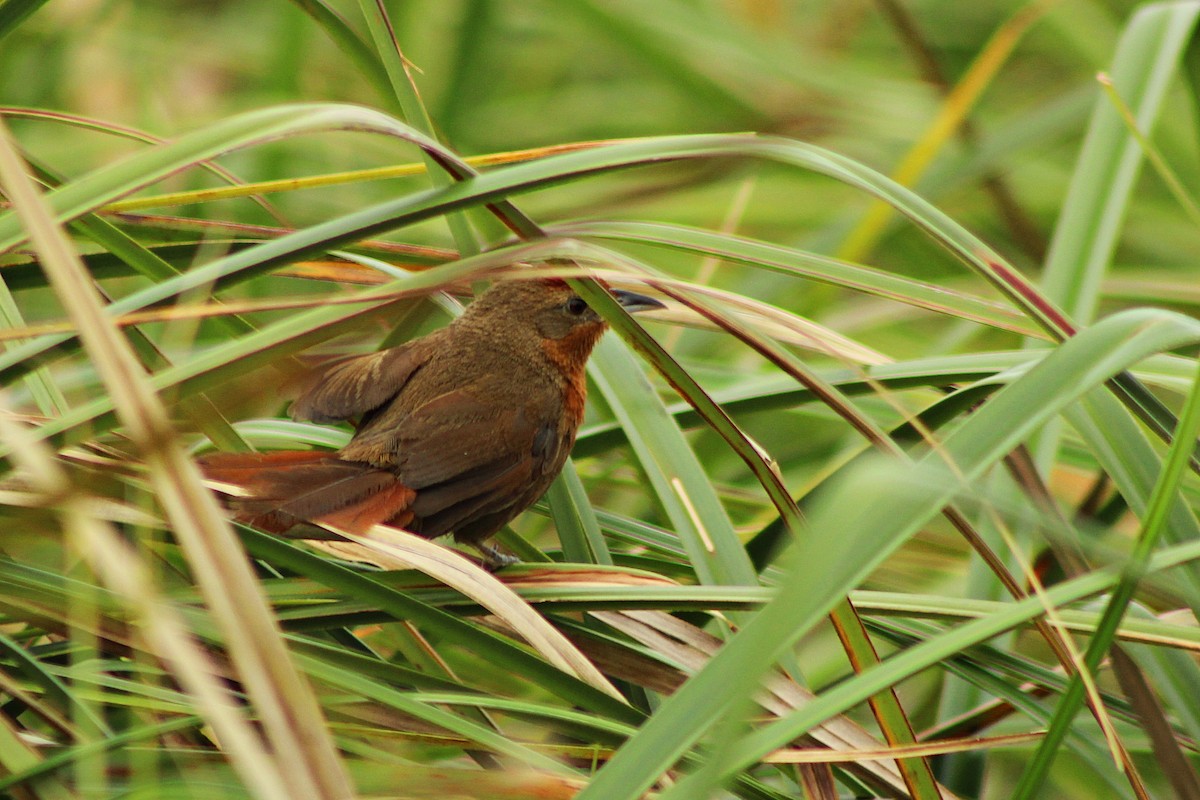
[591,609,934,798]
[315,526,626,701]
[0,486,159,525]
[649,288,890,366]
[0,116,354,800]
[360,767,585,800]
[0,408,293,800]
[764,730,1044,763]
[0,289,409,342]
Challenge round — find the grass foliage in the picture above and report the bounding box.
[1,1,1200,798]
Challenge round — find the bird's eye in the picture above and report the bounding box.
[565,296,588,315]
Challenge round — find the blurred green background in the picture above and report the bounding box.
[7,0,1190,267]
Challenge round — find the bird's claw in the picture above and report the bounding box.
[473,542,520,570]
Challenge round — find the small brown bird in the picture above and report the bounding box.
[199,277,663,566]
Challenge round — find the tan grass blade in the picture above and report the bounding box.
[314,526,625,701]
[0,117,355,800]
[764,730,1044,763]
[0,409,294,800]
[647,286,891,366]
[593,609,965,799]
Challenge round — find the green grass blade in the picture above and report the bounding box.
[574,453,937,800]
[357,0,479,256]
[559,219,1038,336]
[238,527,639,723]
[590,335,758,586]
[1015,355,1200,798]
[545,462,613,565]
[0,0,47,42]
[286,0,391,100]
[0,103,444,253]
[697,498,1200,789]
[1041,2,1200,323]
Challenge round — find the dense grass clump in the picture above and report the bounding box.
[0,2,1198,798]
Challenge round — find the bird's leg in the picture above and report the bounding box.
[473,541,519,570]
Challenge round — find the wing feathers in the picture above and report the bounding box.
[289,340,433,424]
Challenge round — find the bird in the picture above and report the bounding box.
[198,276,664,567]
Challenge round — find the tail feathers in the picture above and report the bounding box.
[198,450,416,535]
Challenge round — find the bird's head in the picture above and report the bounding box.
[454,277,664,374]
[462,278,662,338]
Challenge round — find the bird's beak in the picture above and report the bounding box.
[611,288,666,313]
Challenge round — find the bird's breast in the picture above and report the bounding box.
[538,326,603,428]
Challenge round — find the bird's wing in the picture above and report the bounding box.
[344,382,568,539]
[403,383,563,485]
[289,338,435,424]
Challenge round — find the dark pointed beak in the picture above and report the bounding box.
[612,288,666,313]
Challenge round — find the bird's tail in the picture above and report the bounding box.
[197,450,416,535]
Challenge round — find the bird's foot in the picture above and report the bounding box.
[472,542,520,570]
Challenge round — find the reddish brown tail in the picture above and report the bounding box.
[197,450,416,535]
